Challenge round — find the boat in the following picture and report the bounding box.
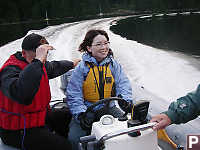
[77,97,180,150]
[0,71,187,150]
[0,96,178,150]
[0,142,18,150]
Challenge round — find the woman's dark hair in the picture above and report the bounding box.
[78,29,109,53]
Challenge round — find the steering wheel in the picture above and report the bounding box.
[83,97,129,122]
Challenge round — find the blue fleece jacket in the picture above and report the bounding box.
[66,53,134,118]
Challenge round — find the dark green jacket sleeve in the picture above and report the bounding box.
[164,84,200,124]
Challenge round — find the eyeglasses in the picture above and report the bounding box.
[92,41,110,48]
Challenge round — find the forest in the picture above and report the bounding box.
[1,0,200,46]
[1,0,200,23]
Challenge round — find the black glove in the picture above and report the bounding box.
[78,112,96,131]
[118,99,132,113]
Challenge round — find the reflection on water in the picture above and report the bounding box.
[0,18,80,47]
[110,13,200,56]
[0,21,46,47]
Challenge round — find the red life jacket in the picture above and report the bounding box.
[0,54,51,130]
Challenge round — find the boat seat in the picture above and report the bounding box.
[0,139,19,150]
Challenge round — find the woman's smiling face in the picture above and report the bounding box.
[87,34,110,62]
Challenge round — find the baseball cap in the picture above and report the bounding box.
[21,33,49,51]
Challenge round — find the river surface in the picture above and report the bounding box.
[1,15,200,147]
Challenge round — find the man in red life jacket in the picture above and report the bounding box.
[0,33,80,150]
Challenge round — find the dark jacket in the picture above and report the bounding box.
[0,52,73,105]
[164,84,200,124]
[0,52,74,130]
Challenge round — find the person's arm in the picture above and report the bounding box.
[165,85,200,124]
[66,62,87,117]
[111,59,135,104]
[151,84,200,130]
[0,59,44,105]
[45,60,74,79]
[45,58,80,79]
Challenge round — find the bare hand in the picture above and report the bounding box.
[150,114,171,130]
[73,59,81,67]
[35,44,54,63]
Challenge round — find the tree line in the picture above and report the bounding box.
[1,0,200,24]
[1,0,200,47]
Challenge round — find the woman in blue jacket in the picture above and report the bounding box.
[66,29,135,150]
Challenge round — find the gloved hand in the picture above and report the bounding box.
[78,112,96,131]
[118,98,132,113]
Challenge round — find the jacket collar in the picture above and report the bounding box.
[82,53,113,66]
[14,51,29,63]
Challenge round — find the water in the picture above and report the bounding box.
[111,12,200,55]
[1,15,200,147]
[1,15,200,107]
[109,12,200,103]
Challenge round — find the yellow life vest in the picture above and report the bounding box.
[83,63,115,103]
